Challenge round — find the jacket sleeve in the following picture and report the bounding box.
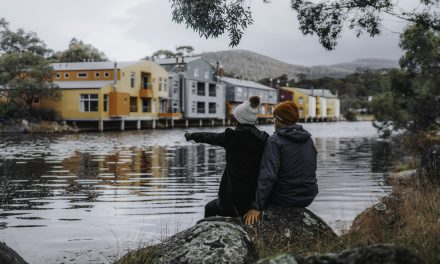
[257,136,280,210]
[190,131,226,148]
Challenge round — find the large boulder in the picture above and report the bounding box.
[351,197,398,237]
[257,244,422,264]
[244,205,337,249]
[388,169,417,185]
[0,242,28,264]
[116,217,258,264]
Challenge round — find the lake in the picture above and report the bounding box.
[0,121,392,263]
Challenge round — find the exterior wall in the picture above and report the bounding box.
[327,98,335,118]
[54,69,120,82]
[185,79,225,119]
[307,96,316,118]
[333,99,341,118]
[319,97,327,118]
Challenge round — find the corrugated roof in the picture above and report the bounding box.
[293,87,337,98]
[50,61,141,71]
[54,81,113,89]
[156,56,202,65]
[221,77,274,91]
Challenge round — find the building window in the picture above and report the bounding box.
[299,97,304,105]
[197,82,205,96]
[197,102,205,113]
[64,73,69,79]
[142,98,151,112]
[103,94,108,112]
[204,70,209,79]
[164,78,168,92]
[95,72,100,78]
[80,94,98,112]
[209,102,216,114]
[33,97,40,104]
[209,84,216,97]
[104,72,110,78]
[55,73,61,79]
[194,68,199,77]
[130,72,135,88]
[142,76,149,89]
[192,82,196,94]
[159,77,162,91]
[192,101,196,113]
[77,72,88,78]
[130,97,138,112]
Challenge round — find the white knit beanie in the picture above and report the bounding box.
[233,96,260,124]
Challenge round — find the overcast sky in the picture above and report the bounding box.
[2,0,413,66]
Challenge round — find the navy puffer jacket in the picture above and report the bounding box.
[256,124,318,210]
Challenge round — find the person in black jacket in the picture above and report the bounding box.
[185,96,268,218]
[244,101,318,224]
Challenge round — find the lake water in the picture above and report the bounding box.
[0,121,392,263]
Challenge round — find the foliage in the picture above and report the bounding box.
[170,0,258,47]
[151,49,175,59]
[372,24,440,134]
[170,0,440,49]
[0,18,60,116]
[50,38,107,62]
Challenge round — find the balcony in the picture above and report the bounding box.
[158,112,183,120]
[139,88,153,98]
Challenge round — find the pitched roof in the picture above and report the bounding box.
[221,77,274,91]
[54,80,113,89]
[50,61,140,71]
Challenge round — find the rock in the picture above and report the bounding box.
[116,217,258,264]
[244,205,337,249]
[257,244,422,264]
[350,196,398,236]
[418,144,440,184]
[388,169,417,184]
[0,242,28,264]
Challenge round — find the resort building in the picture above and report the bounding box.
[157,57,226,125]
[280,87,340,121]
[222,77,277,122]
[36,60,174,131]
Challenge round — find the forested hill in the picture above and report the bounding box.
[200,50,398,81]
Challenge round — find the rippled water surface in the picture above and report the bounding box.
[0,122,392,263]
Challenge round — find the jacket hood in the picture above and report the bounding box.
[275,124,311,142]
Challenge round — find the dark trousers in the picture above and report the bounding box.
[204,198,240,218]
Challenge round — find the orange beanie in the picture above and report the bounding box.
[273,101,299,124]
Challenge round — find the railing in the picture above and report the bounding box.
[139,88,153,98]
[158,112,183,119]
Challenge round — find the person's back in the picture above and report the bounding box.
[259,124,317,208]
[185,96,268,217]
[244,101,318,224]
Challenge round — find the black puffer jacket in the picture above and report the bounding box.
[256,124,318,210]
[189,124,269,215]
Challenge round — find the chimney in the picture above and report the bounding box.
[176,57,178,64]
[113,62,118,92]
[181,57,185,64]
[216,61,219,75]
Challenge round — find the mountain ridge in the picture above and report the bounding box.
[199,49,398,81]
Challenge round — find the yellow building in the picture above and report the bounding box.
[280,87,316,120]
[37,61,181,131]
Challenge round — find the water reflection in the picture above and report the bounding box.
[0,122,391,263]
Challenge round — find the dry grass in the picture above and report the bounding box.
[255,181,440,263]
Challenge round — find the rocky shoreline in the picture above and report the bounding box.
[0,119,78,134]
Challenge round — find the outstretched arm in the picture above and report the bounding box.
[186,131,226,148]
